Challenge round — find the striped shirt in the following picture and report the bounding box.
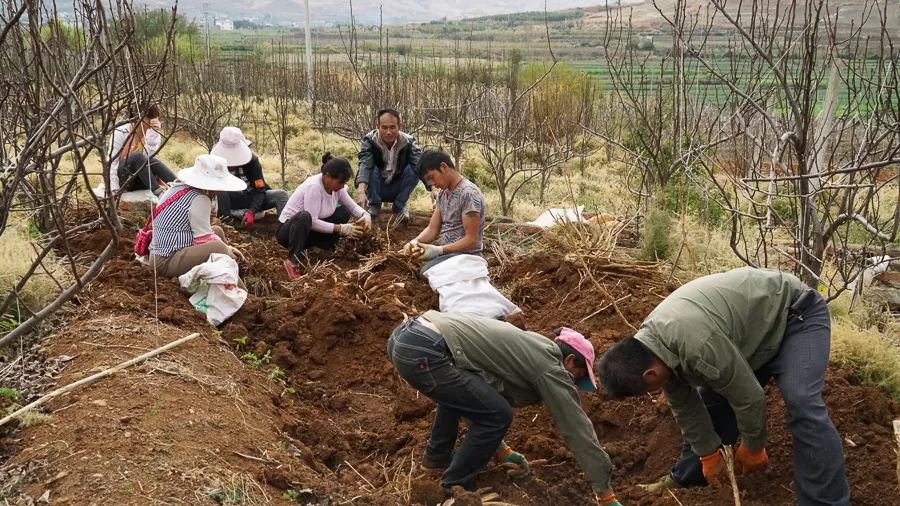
[149,185,212,257]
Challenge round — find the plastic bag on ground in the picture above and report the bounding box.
[178,253,247,326]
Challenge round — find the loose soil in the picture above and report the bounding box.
[1,209,898,505]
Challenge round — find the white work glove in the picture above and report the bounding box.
[418,244,444,261]
[400,240,423,257]
[355,183,368,208]
[339,223,363,239]
[356,212,373,233]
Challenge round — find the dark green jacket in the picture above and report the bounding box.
[634,267,803,455]
[423,310,613,493]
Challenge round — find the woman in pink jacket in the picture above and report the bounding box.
[277,154,372,279]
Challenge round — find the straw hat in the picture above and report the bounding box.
[177,154,247,192]
[210,126,253,167]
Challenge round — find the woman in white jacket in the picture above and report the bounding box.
[107,103,176,196]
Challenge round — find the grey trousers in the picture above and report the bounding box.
[670,291,850,506]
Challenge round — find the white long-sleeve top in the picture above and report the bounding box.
[106,123,162,191]
[279,174,365,233]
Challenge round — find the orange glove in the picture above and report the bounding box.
[700,450,725,486]
[597,492,622,505]
[735,442,768,474]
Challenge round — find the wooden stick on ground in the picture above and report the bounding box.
[721,445,742,506]
[0,333,200,428]
[893,419,900,490]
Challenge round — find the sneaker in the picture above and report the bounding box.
[283,260,302,280]
[367,203,382,218]
[396,207,410,223]
[636,474,680,495]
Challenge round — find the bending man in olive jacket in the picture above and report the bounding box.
[388,311,622,506]
[598,267,849,506]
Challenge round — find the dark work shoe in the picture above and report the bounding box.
[367,203,382,218]
[421,453,452,472]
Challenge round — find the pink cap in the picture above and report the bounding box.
[554,327,597,392]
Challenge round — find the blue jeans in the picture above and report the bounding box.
[387,319,512,491]
[670,291,850,506]
[366,163,421,212]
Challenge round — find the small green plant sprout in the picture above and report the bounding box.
[122,482,134,495]
[232,336,249,349]
[0,387,20,400]
[241,350,272,369]
[267,366,286,384]
[282,489,299,500]
[147,400,165,417]
[241,352,261,368]
[282,386,297,396]
[275,441,288,452]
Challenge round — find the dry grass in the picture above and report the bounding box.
[191,468,271,506]
[830,315,900,401]
[669,214,745,280]
[0,220,67,320]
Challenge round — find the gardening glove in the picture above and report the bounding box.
[734,442,768,475]
[355,183,368,208]
[241,211,255,230]
[418,244,444,261]
[356,212,372,233]
[400,240,423,257]
[700,449,726,486]
[494,447,531,480]
[339,223,363,239]
[596,492,623,505]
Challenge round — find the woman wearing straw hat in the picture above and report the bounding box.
[148,154,246,278]
[210,126,289,230]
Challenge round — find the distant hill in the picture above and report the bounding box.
[580,0,899,33]
[134,0,618,25]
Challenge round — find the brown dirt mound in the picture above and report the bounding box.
[3,209,898,505]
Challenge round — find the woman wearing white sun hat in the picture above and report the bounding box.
[210,126,289,230]
[148,154,247,278]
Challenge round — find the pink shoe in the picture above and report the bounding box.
[283,260,302,280]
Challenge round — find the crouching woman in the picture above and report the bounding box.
[277,154,372,279]
[149,154,246,277]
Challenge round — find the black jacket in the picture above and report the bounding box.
[355,130,429,190]
[227,154,270,213]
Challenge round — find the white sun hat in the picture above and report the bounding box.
[177,154,247,192]
[210,126,253,167]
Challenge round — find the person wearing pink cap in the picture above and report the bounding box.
[210,126,289,230]
[387,311,623,505]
